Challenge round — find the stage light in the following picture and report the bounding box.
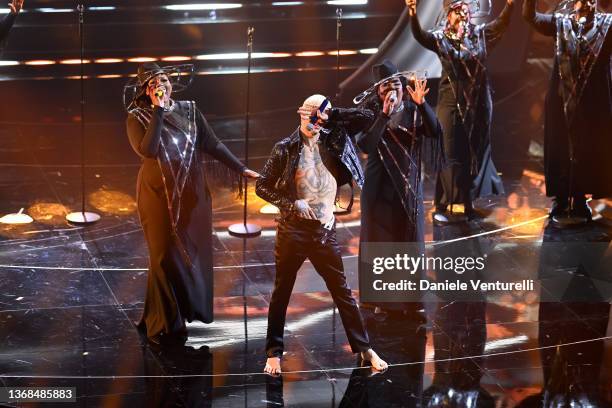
[165,3,243,11]
[60,59,91,64]
[359,48,378,54]
[260,204,280,215]
[127,57,158,63]
[25,60,56,66]
[295,51,325,57]
[0,60,19,66]
[327,0,367,5]
[272,1,304,5]
[0,209,33,225]
[162,56,193,62]
[27,203,70,225]
[88,6,116,11]
[196,53,247,60]
[37,8,74,13]
[253,52,292,58]
[88,190,137,215]
[327,50,358,56]
[96,74,122,79]
[196,52,292,60]
[94,58,124,64]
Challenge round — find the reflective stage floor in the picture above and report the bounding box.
[0,139,611,407]
[0,155,612,407]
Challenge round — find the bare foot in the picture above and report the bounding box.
[264,357,282,375]
[361,349,388,372]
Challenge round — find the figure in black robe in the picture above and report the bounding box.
[409,0,513,219]
[523,0,612,220]
[356,60,443,309]
[126,63,251,344]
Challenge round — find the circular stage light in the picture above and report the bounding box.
[260,203,280,215]
[66,211,101,224]
[0,208,34,225]
[228,223,262,238]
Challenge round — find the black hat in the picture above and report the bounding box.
[372,59,407,88]
[444,0,465,8]
[372,59,399,82]
[136,62,165,88]
[123,63,196,112]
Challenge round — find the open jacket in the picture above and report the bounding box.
[256,108,373,219]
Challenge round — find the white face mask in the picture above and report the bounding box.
[299,94,331,138]
[300,104,322,138]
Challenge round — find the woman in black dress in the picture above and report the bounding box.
[523,0,612,223]
[126,63,258,344]
[356,60,443,312]
[406,0,513,222]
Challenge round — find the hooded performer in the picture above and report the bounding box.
[356,60,443,310]
[357,60,443,244]
[0,1,24,48]
[523,0,612,223]
[406,0,513,222]
[125,63,259,345]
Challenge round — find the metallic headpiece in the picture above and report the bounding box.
[434,0,492,29]
[123,63,195,111]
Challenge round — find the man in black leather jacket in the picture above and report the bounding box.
[256,94,387,375]
[256,102,368,220]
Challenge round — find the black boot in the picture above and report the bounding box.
[464,200,480,220]
[549,196,569,218]
[570,195,592,221]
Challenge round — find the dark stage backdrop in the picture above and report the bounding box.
[1,0,607,173]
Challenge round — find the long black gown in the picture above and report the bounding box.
[357,100,442,244]
[127,100,245,338]
[357,100,442,308]
[523,0,612,199]
[411,3,513,209]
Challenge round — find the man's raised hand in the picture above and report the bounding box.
[8,0,24,14]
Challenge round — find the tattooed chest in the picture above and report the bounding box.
[295,145,337,214]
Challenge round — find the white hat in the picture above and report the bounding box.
[301,94,332,111]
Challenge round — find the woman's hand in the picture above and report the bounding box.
[243,169,260,179]
[406,78,430,106]
[405,0,417,16]
[148,87,166,108]
[9,0,24,14]
[382,90,400,116]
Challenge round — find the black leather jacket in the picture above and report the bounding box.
[256,108,373,219]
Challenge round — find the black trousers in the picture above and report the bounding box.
[266,216,371,358]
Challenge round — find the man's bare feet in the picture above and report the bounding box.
[264,357,282,375]
[361,348,388,372]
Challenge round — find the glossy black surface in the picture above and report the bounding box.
[1,139,611,407]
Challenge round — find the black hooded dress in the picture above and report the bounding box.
[523,0,612,199]
[411,3,513,208]
[357,101,442,244]
[127,101,245,338]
